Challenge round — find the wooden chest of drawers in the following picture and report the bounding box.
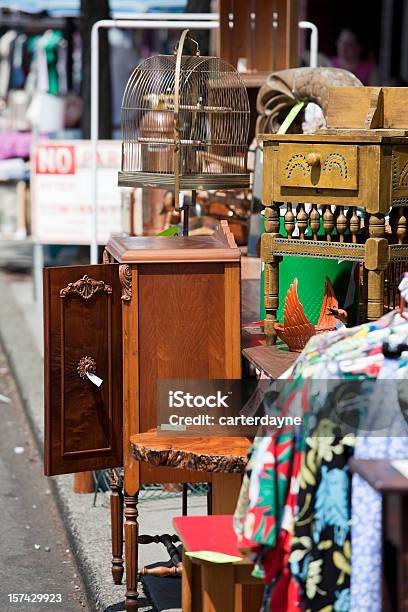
[261,130,408,344]
[263,130,408,214]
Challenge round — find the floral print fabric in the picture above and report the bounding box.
[290,419,355,612]
[235,312,408,612]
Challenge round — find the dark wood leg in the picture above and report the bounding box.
[110,470,124,585]
[124,492,139,612]
[138,533,182,576]
[182,483,188,516]
[207,483,212,515]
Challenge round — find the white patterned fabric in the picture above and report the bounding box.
[350,359,408,612]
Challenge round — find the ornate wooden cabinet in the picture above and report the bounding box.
[43,222,241,610]
[261,129,408,343]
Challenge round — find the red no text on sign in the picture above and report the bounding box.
[35,145,76,175]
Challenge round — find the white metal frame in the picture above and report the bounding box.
[299,21,319,69]
[89,15,319,263]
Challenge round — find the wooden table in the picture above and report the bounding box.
[130,430,251,515]
[242,343,297,379]
[349,458,408,612]
[173,515,263,612]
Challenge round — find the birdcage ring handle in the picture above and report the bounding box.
[173,29,200,211]
[174,29,200,58]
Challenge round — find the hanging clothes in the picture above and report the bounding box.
[290,419,355,612]
[234,432,303,612]
[9,33,27,90]
[234,310,408,612]
[26,30,64,96]
[0,30,18,99]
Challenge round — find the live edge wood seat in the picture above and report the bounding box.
[130,430,251,517]
[130,430,251,474]
[173,515,264,612]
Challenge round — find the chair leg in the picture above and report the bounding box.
[182,483,188,516]
[110,470,124,585]
[124,491,139,612]
[207,483,212,515]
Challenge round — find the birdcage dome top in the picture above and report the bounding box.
[118,30,250,196]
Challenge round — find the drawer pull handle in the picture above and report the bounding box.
[77,356,103,387]
[306,153,321,167]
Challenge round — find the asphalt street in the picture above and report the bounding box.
[0,344,90,612]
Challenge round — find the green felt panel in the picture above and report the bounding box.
[259,216,359,325]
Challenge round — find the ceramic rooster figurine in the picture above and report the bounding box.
[274,277,347,352]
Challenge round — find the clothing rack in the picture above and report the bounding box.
[0,12,68,30]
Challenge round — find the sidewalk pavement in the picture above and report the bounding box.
[0,270,207,612]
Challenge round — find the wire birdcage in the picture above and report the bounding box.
[118,29,250,231]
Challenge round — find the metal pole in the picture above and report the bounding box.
[90,16,219,264]
[298,21,319,69]
[33,242,44,325]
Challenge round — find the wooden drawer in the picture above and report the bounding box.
[277,143,358,190]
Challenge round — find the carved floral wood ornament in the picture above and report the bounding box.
[59,275,113,300]
[119,265,132,302]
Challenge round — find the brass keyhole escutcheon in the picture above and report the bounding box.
[306,152,321,167]
[77,356,97,380]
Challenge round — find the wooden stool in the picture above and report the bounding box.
[109,468,211,583]
[173,515,264,612]
[108,432,250,589]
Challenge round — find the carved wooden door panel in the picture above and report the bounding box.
[44,264,123,476]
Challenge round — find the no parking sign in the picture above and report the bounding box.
[31,140,123,244]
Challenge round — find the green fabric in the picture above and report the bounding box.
[156,226,179,236]
[277,100,305,135]
[27,31,63,95]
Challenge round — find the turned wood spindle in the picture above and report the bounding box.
[284,203,295,239]
[264,203,280,234]
[124,492,139,612]
[368,213,386,239]
[140,565,182,577]
[297,203,308,240]
[397,206,407,244]
[323,206,334,242]
[337,206,348,243]
[349,207,360,244]
[138,533,183,577]
[110,471,124,585]
[309,204,320,241]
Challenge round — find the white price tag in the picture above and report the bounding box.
[87,371,103,387]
